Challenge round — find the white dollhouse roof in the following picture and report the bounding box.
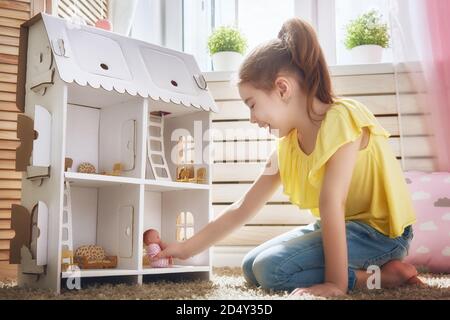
[17,13,218,113]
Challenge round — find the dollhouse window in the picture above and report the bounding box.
[176,211,194,242]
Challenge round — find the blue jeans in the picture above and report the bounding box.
[242,220,413,292]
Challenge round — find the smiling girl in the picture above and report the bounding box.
[156,18,421,297]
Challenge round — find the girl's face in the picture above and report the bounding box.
[238,78,300,138]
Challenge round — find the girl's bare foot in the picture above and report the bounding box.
[380,260,423,288]
[355,260,425,289]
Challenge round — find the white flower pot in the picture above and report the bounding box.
[350,45,384,64]
[212,51,243,71]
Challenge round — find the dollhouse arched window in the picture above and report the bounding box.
[176,211,194,242]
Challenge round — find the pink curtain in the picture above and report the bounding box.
[390,0,450,171]
[423,0,450,171]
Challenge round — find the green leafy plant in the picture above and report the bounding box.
[344,10,390,49]
[207,26,248,55]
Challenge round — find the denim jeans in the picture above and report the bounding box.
[242,220,413,292]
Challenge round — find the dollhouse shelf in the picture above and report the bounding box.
[64,172,210,191]
[61,268,139,279]
[64,172,141,187]
[142,179,210,192]
[61,265,210,279]
[141,265,210,275]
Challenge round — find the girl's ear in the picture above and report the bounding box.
[275,77,291,102]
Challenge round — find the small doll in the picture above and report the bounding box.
[143,229,173,268]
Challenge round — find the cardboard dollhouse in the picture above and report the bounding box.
[11,13,217,293]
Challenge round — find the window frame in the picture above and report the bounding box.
[167,0,340,68]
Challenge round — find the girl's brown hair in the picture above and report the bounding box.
[238,18,335,122]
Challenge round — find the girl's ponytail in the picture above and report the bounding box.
[278,18,335,122]
[238,18,335,123]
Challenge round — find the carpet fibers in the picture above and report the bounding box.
[0,268,449,300]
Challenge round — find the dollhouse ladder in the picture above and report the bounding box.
[147,113,172,181]
[61,180,74,252]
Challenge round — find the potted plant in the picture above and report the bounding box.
[208,26,247,71]
[344,10,390,64]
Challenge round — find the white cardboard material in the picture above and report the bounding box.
[32,105,51,167]
[15,13,215,293]
[38,13,217,112]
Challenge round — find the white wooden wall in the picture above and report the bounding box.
[207,64,434,266]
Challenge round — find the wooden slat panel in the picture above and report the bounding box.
[0,149,15,159]
[0,170,21,179]
[59,0,107,26]
[0,35,18,48]
[0,16,22,28]
[333,74,396,95]
[0,53,18,64]
[213,138,404,161]
[0,82,16,92]
[59,1,94,25]
[0,130,17,139]
[0,220,10,229]
[400,114,429,136]
[217,226,297,246]
[79,0,107,17]
[0,209,11,219]
[0,139,20,149]
[397,72,427,94]
[0,7,28,19]
[213,140,277,162]
[212,116,402,139]
[0,239,10,250]
[0,91,15,101]
[0,250,10,260]
[0,8,28,20]
[0,61,18,73]
[0,110,17,121]
[212,121,274,141]
[0,229,13,238]
[0,44,18,55]
[403,158,436,172]
[0,199,20,208]
[0,25,18,37]
[0,179,20,188]
[0,189,20,198]
[214,204,316,225]
[0,101,19,112]
[0,159,15,170]
[212,184,289,203]
[69,0,103,22]
[0,71,16,82]
[208,74,400,101]
[213,158,407,183]
[213,94,425,120]
[0,0,31,12]
[402,136,433,157]
[0,120,16,130]
[213,162,266,182]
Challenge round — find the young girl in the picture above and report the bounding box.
[155,18,421,297]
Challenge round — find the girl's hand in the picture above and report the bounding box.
[153,242,189,261]
[289,283,347,298]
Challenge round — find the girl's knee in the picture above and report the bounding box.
[241,252,259,286]
[252,254,283,290]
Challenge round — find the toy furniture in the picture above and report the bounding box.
[10,13,217,293]
[74,245,117,270]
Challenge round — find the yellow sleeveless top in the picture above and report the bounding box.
[277,98,416,238]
